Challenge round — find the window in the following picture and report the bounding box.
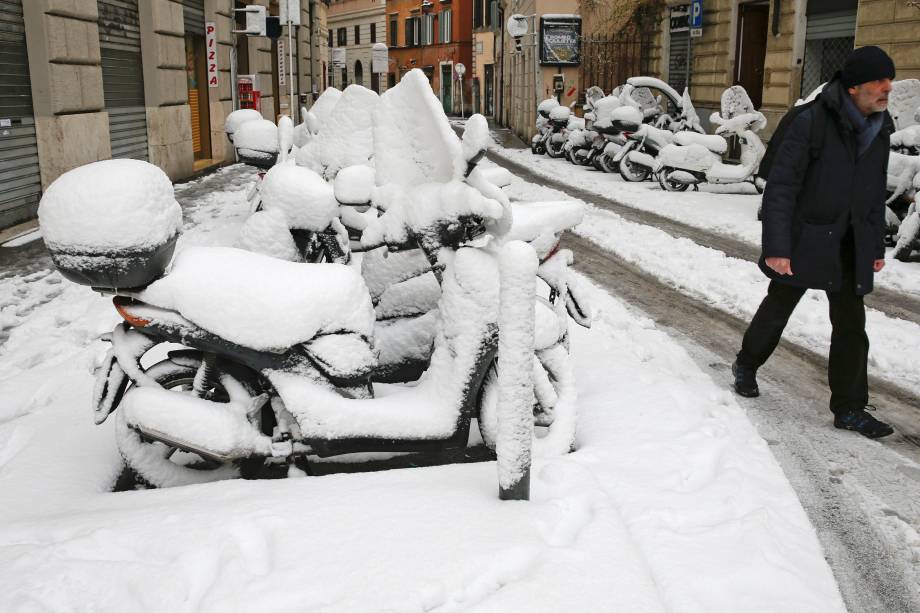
[390,16,397,46]
[341,67,348,87]
[439,10,451,43]
[388,73,396,88]
[405,17,420,47]
[337,27,347,47]
[371,23,376,43]
[487,0,496,28]
[354,25,360,45]
[473,0,482,29]
[421,14,434,45]
[328,29,333,48]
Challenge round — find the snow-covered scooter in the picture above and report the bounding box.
[655,86,767,192]
[531,98,560,155]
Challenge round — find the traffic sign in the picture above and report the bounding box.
[690,0,703,29]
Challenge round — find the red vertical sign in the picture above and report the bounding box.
[206,22,219,88]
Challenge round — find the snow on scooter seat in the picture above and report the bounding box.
[259,163,339,231]
[39,159,182,253]
[137,246,375,351]
[233,119,279,160]
[374,68,465,186]
[223,108,262,139]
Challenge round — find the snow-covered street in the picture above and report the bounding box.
[2,136,919,610]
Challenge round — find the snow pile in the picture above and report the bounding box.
[234,119,279,159]
[236,208,302,262]
[537,98,559,115]
[224,108,262,138]
[334,164,376,204]
[301,85,379,178]
[277,115,294,163]
[38,159,182,252]
[680,87,705,132]
[461,114,492,164]
[888,79,920,130]
[137,246,374,351]
[549,106,571,122]
[259,164,338,231]
[309,86,342,125]
[719,85,755,119]
[891,125,920,150]
[796,82,825,106]
[373,69,465,186]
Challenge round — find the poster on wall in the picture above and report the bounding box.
[206,21,218,88]
[539,15,581,66]
[332,47,346,68]
[278,38,286,86]
[372,43,388,73]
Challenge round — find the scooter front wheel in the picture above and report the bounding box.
[531,141,545,155]
[619,156,651,182]
[116,359,266,488]
[598,153,619,174]
[657,167,691,192]
[565,147,580,165]
[546,138,564,158]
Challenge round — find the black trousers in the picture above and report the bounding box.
[736,258,869,415]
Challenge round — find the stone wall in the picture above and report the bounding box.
[23,0,110,189]
[140,0,194,180]
[856,0,920,80]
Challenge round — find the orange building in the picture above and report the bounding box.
[386,0,473,115]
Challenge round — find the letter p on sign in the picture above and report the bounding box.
[690,0,703,28]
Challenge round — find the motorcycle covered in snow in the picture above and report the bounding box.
[42,76,590,488]
[531,98,561,155]
[655,86,767,192]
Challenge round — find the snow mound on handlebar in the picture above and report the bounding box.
[299,84,378,179]
[259,164,339,231]
[361,181,504,248]
[137,246,374,351]
[334,164,376,204]
[38,159,182,252]
[373,69,465,186]
[236,209,302,262]
[462,114,492,164]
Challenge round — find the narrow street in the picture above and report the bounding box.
[475,127,920,610]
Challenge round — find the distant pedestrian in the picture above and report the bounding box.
[732,46,896,438]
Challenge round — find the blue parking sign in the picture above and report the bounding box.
[690,0,703,28]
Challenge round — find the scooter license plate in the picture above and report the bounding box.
[92,348,128,425]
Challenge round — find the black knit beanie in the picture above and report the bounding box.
[841,46,896,88]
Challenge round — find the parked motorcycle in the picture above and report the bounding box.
[564,87,604,166]
[655,86,767,192]
[531,98,560,155]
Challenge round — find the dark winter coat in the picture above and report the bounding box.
[759,78,894,296]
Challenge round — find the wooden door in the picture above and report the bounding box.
[735,2,769,108]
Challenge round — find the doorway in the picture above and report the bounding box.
[734,1,769,108]
[186,34,212,161]
[355,60,364,87]
[484,64,494,115]
[441,64,452,115]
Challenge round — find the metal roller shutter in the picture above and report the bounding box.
[0,0,41,229]
[98,0,149,160]
[801,10,855,98]
[182,0,205,36]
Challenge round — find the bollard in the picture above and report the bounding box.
[496,240,538,500]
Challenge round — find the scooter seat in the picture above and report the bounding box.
[137,246,375,352]
[673,132,727,154]
[508,201,585,244]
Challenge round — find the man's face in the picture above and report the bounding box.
[848,78,893,115]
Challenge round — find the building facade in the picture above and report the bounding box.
[0,0,325,231]
[644,0,920,136]
[386,0,473,115]
[495,0,581,142]
[471,0,499,116]
[327,0,389,92]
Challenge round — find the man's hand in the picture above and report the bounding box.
[873,259,885,273]
[766,257,793,276]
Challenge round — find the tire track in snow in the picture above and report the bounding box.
[485,149,920,327]
[560,233,920,613]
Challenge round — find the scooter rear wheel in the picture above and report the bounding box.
[546,138,564,158]
[618,156,651,182]
[116,359,266,488]
[598,153,618,174]
[657,167,691,192]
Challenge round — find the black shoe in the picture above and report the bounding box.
[834,407,894,439]
[731,361,759,397]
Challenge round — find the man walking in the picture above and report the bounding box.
[732,46,896,439]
